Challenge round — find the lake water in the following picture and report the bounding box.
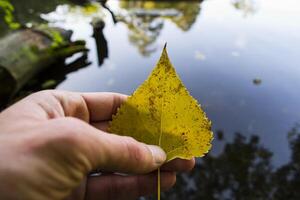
[1,0,300,199]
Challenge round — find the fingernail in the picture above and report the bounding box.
[147,145,166,165]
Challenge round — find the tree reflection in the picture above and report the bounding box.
[145,124,300,199]
[117,1,203,56]
[8,0,69,25]
[272,123,300,199]
[92,18,108,66]
[232,0,257,17]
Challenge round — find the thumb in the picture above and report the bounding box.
[47,117,166,174]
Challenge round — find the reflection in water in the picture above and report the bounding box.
[116,1,203,56]
[232,0,258,17]
[8,0,67,25]
[92,18,108,66]
[41,2,105,25]
[69,0,88,6]
[99,0,118,24]
[253,78,262,86]
[145,124,300,200]
[36,53,90,90]
[194,51,206,61]
[117,11,164,56]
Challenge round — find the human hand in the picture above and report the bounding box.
[0,90,195,200]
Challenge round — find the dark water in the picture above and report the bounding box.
[1,0,300,199]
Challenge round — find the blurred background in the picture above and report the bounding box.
[1,0,300,199]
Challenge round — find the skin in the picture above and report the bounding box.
[0,90,195,200]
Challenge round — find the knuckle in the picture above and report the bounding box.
[123,137,146,164]
[124,136,137,144]
[30,90,55,99]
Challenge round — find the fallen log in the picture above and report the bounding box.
[0,25,88,105]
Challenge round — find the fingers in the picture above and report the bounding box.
[2,91,127,123]
[161,158,195,172]
[45,118,166,174]
[52,91,127,122]
[81,93,128,122]
[85,172,176,200]
[31,90,90,121]
[91,122,196,172]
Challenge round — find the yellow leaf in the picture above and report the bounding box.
[109,45,213,162]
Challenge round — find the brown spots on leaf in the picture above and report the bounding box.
[109,46,213,162]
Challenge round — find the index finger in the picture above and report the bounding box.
[81,92,128,122]
[161,158,195,172]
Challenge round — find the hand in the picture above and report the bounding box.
[0,90,195,200]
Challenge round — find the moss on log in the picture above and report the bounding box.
[0,25,88,104]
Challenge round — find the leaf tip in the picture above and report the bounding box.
[163,42,167,50]
[160,42,169,60]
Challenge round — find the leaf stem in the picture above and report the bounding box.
[157,60,165,200]
[158,168,161,200]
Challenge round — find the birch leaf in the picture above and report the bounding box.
[109,45,213,161]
